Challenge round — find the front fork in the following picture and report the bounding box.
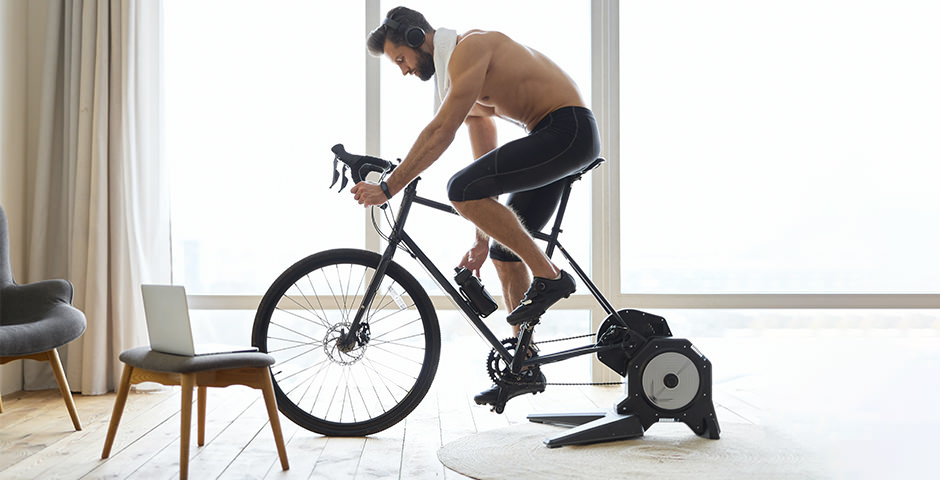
[339,180,423,352]
[336,243,397,352]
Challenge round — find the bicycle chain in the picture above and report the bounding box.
[491,332,626,387]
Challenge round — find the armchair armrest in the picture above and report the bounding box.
[0,279,75,326]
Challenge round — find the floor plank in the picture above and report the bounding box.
[308,436,366,480]
[399,393,446,480]
[354,424,405,479]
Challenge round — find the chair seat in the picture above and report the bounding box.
[0,312,86,357]
[118,346,274,374]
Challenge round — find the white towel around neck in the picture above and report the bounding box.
[433,28,458,110]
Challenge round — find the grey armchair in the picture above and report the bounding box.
[0,206,86,430]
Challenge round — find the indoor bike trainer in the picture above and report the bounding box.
[525,309,721,447]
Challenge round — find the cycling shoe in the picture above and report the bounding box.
[474,371,547,407]
[506,270,576,325]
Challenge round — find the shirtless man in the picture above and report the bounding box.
[353,6,601,405]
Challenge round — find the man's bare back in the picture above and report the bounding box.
[459,30,586,131]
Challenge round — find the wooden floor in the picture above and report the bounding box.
[3,332,937,479]
[0,335,630,480]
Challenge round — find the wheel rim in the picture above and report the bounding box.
[259,257,436,430]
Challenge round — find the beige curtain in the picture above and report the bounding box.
[24,0,169,394]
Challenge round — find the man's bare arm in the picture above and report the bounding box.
[465,108,498,159]
[460,110,499,270]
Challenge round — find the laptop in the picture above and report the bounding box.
[140,284,257,356]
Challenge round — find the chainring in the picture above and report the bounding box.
[486,337,541,387]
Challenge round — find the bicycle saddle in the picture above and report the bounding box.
[330,144,396,192]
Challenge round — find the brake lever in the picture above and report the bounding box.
[330,157,339,188]
[331,156,350,192]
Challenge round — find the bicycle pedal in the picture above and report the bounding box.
[491,387,510,414]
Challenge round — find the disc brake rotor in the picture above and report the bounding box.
[324,323,367,365]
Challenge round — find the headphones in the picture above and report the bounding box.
[383,16,426,48]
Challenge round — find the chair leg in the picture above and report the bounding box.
[0,390,4,413]
[47,349,82,431]
[102,364,134,458]
[197,386,207,446]
[179,373,195,480]
[259,368,290,471]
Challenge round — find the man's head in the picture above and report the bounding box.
[367,6,435,81]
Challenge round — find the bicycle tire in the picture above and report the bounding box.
[252,248,441,436]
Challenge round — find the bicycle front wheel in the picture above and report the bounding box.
[252,248,441,436]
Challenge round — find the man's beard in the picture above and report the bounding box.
[415,49,435,81]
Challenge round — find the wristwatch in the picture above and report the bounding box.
[380,181,392,199]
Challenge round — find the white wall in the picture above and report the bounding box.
[0,0,29,396]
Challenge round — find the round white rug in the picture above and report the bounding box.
[438,421,827,480]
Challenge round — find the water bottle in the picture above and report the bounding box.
[454,267,498,317]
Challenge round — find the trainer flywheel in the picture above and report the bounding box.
[641,351,701,411]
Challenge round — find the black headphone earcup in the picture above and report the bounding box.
[383,16,426,49]
[405,26,425,48]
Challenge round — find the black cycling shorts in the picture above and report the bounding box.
[446,106,601,262]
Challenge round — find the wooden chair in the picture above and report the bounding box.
[101,346,289,479]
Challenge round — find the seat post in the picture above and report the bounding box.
[535,157,604,258]
[544,180,576,259]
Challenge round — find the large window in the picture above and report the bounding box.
[164,1,939,351]
[164,1,594,346]
[166,1,592,299]
[619,0,940,294]
[165,1,366,296]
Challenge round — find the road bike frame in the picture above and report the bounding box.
[339,161,626,375]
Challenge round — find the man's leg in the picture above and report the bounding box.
[452,197,559,280]
[493,259,530,336]
[453,197,576,325]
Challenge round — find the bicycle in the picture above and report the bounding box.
[251,144,720,446]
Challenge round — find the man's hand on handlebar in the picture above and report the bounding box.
[351,182,390,207]
[330,145,397,207]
